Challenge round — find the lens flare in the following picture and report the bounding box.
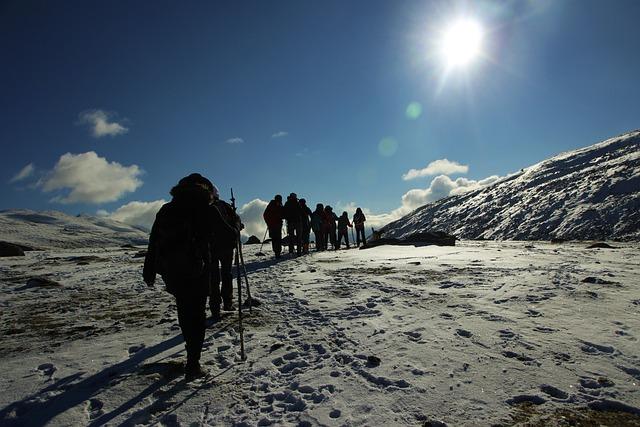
[378,137,399,157]
[406,102,423,119]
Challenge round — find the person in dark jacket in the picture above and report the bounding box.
[310,203,324,251]
[143,173,214,380]
[208,184,243,319]
[283,193,303,256]
[322,205,338,250]
[263,195,284,258]
[353,207,367,246]
[337,211,352,249]
[299,198,312,254]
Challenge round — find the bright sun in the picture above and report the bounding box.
[440,18,484,68]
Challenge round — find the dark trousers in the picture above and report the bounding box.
[324,227,337,249]
[268,225,282,257]
[356,226,366,246]
[312,227,323,250]
[210,249,233,310]
[175,293,207,366]
[337,228,350,249]
[287,221,302,255]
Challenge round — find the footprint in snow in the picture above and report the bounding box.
[404,331,422,341]
[329,409,342,418]
[579,377,615,389]
[456,329,472,338]
[617,365,640,380]
[498,329,516,339]
[502,351,539,366]
[36,363,56,378]
[539,384,569,400]
[580,341,615,355]
[506,394,546,405]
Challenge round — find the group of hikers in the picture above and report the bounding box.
[142,175,368,379]
[263,193,367,258]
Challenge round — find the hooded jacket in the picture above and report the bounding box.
[143,180,212,296]
[263,199,283,228]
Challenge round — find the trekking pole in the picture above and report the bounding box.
[256,228,268,256]
[230,189,253,313]
[237,237,253,314]
[234,241,246,361]
[350,227,355,248]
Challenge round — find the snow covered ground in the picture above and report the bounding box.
[1,241,639,426]
[0,209,149,250]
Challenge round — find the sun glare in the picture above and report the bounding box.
[440,18,484,68]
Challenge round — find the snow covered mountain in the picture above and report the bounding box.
[381,130,640,241]
[0,209,149,249]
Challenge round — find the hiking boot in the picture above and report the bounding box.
[210,304,221,320]
[185,362,207,381]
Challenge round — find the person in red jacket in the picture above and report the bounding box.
[263,194,284,258]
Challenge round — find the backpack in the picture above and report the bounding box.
[212,200,242,249]
[154,205,208,281]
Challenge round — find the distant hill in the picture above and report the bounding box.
[0,209,149,249]
[381,130,640,241]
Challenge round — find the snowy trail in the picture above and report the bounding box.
[1,241,639,426]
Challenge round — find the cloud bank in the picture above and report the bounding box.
[238,198,269,239]
[402,159,469,181]
[336,172,503,233]
[107,200,166,230]
[79,110,129,138]
[225,137,244,144]
[10,163,35,183]
[41,152,143,204]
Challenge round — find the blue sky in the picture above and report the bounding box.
[2,0,639,235]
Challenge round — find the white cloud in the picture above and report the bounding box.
[336,173,503,232]
[41,151,143,204]
[10,163,35,183]
[225,137,244,144]
[402,159,469,181]
[271,131,288,139]
[238,198,269,239]
[79,110,129,138]
[106,199,166,230]
[400,174,501,212]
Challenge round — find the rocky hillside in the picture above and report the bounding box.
[0,209,149,249]
[381,130,640,241]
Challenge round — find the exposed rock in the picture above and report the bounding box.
[587,242,618,249]
[0,241,25,257]
[245,235,261,245]
[361,231,455,250]
[67,255,104,265]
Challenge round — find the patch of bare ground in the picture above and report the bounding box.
[500,402,640,427]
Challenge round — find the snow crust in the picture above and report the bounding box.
[0,209,149,249]
[1,242,639,425]
[382,130,640,241]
